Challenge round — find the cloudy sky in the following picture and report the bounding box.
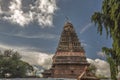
[0,0,113,77]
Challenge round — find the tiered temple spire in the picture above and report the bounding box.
[42,21,99,80]
[57,22,84,52]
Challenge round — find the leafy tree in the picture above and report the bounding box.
[0,49,33,78]
[102,47,117,80]
[91,0,120,79]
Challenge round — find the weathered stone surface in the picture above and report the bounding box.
[42,22,99,80]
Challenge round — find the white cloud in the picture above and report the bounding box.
[38,53,53,69]
[97,51,106,58]
[81,40,88,47]
[3,0,32,26]
[81,42,87,47]
[0,0,58,27]
[0,31,59,40]
[31,0,57,27]
[15,33,58,39]
[21,51,53,69]
[87,58,111,78]
[80,23,93,34]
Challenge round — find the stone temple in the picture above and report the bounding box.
[42,22,99,80]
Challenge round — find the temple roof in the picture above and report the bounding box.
[57,22,84,52]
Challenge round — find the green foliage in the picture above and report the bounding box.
[102,47,117,80]
[88,64,96,75]
[0,49,33,78]
[91,0,120,79]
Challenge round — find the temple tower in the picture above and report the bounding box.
[51,22,89,78]
[42,22,99,80]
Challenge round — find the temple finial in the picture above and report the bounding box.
[65,16,70,22]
